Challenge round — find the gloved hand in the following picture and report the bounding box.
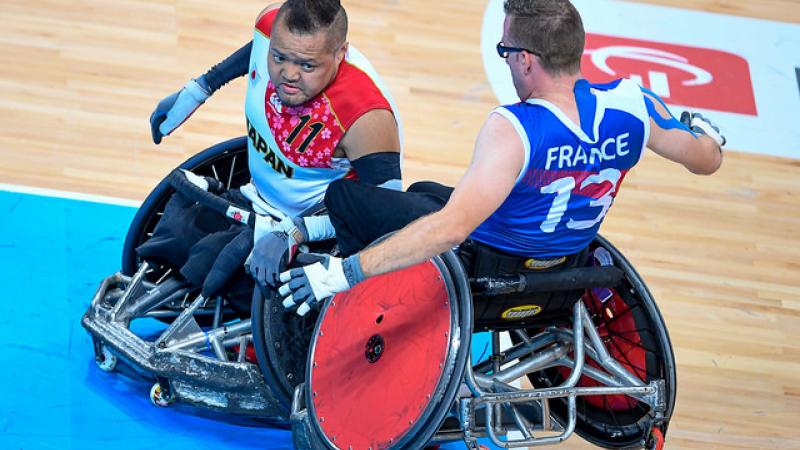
[179,169,224,192]
[249,214,312,282]
[150,76,211,144]
[680,111,726,148]
[180,169,210,191]
[248,216,311,285]
[279,253,365,316]
[248,230,300,287]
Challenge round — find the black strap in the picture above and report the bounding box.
[202,41,252,94]
[350,152,401,186]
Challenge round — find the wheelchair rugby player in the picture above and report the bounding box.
[275,1,724,448]
[82,0,404,420]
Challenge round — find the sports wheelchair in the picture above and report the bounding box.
[82,137,675,449]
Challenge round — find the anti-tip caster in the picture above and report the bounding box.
[95,345,118,372]
[150,382,176,407]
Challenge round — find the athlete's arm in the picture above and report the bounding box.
[358,112,524,278]
[643,90,723,175]
[150,3,283,144]
[275,113,523,315]
[350,152,401,188]
[204,3,282,93]
[339,109,401,160]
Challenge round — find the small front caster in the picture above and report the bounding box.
[646,426,665,450]
[150,382,175,407]
[95,345,117,372]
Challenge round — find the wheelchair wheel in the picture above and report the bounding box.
[121,136,249,277]
[305,251,472,449]
[251,285,319,412]
[119,137,249,324]
[530,235,676,449]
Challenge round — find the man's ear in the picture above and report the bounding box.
[335,42,349,64]
[515,51,528,74]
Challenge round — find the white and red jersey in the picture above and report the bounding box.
[245,9,398,217]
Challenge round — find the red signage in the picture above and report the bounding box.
[582,34,757,116]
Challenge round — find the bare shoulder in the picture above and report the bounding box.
[473,111,524,160]
[339,109,400,160]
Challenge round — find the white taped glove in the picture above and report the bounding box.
[680,111,726,148]
[278,254,365,316]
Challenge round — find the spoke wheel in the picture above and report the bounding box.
[524,236,676,449]
[120,137,250,324]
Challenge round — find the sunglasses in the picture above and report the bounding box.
[496,41,542,59]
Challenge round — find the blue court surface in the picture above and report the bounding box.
[0,188,499,450]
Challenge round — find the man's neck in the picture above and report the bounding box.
[527,72,583,123]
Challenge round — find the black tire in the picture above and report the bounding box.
[250,207,337,411]
[528,235,676,449]
[122,136,249,276]
[251,285,318,412]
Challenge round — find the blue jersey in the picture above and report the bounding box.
[470,78,650,257]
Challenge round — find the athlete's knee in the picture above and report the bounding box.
[324,179,353,212]
[407,181,434,193]
[407,181,454,203]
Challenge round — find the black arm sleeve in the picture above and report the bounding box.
[202,41,252,94]
[350,152,402,185]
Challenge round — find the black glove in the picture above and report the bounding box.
[248,231,299,287]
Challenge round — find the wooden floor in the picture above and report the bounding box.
[1,1,798,448]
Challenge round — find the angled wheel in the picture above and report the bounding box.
[122,136,249,276]
[120,137,250,323]
[530,234,676,449]
[305,251,472,449]
[251,207,338,412]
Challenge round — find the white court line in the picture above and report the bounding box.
[0,183,142,208]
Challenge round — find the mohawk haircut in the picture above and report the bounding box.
[276,0,348,50]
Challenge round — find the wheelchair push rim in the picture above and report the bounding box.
[306,251,472,450]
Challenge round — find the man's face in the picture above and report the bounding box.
[268,18,346,107]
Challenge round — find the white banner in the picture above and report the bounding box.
[481,0,800,159]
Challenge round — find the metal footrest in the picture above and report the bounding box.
[82,271,288,419]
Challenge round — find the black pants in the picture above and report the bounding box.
[325,179,591,328]
[325,180,454,256]
[136,188,254,312]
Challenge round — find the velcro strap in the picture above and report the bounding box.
[691,117,725,146]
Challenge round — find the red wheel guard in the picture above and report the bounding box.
[575,289,647,411]
[309,261,454,450]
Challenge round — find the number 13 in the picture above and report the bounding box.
[539,168,622,233]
